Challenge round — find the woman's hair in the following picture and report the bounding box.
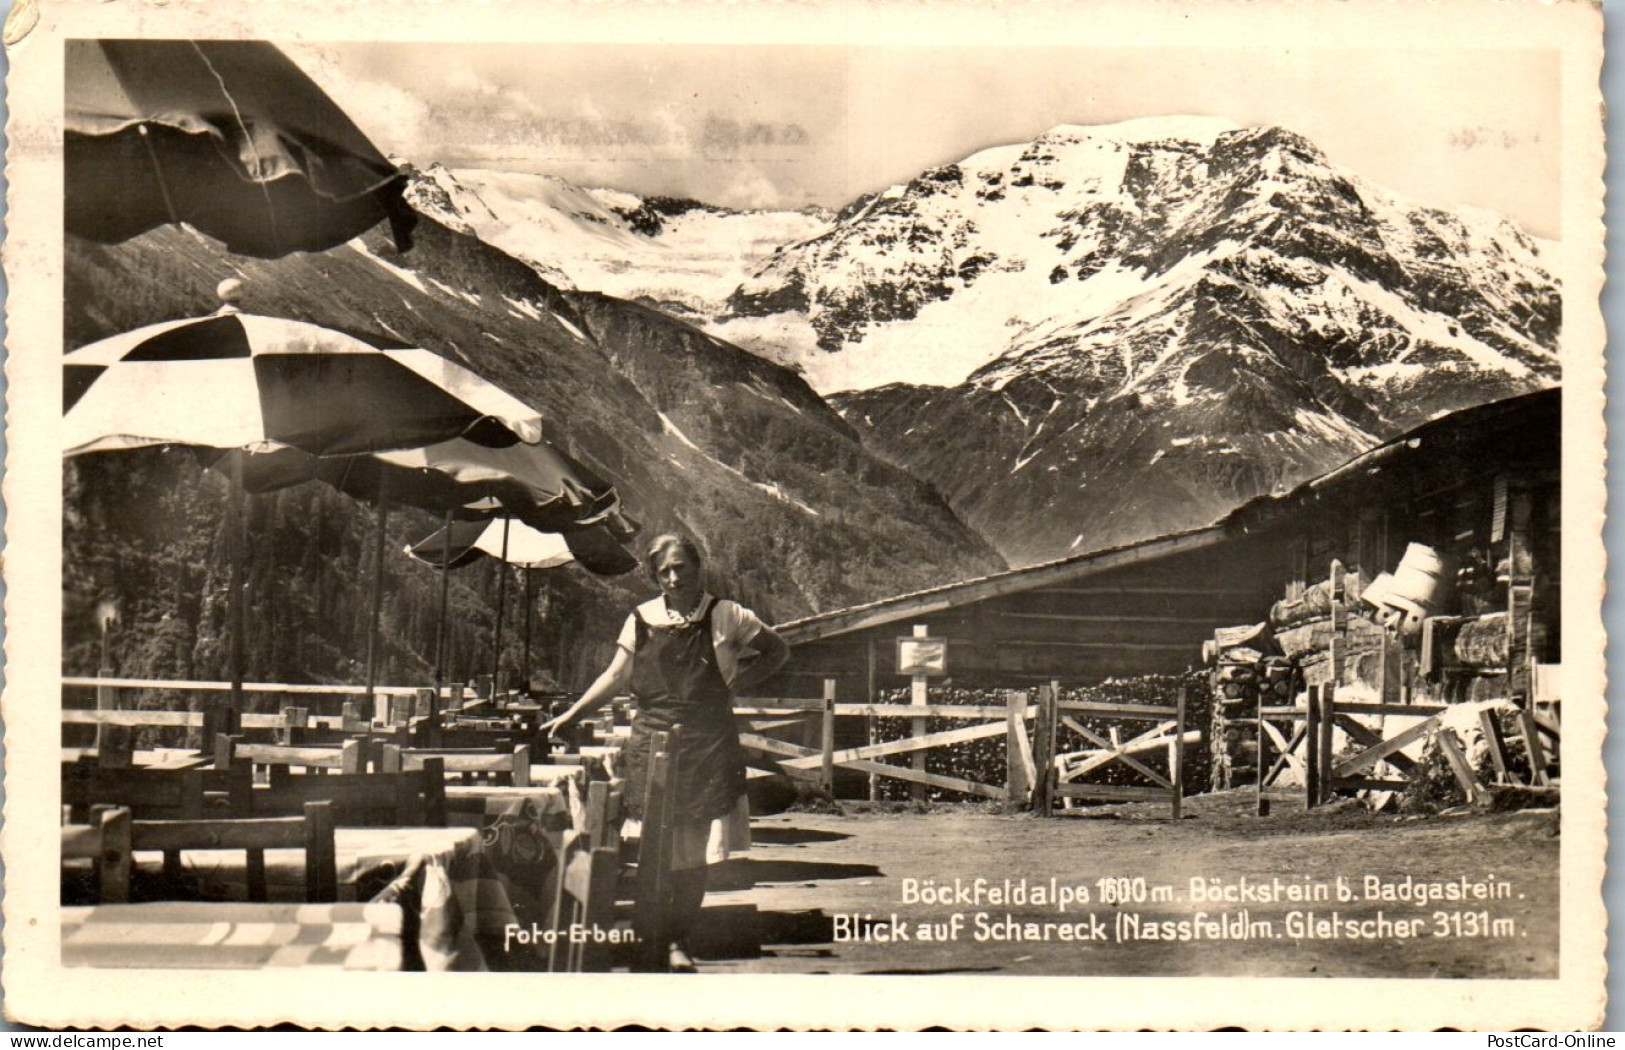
[646,533,703,573]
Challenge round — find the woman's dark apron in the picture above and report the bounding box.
[624,600,747,822]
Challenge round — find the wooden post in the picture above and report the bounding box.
[1171,685,1187,821]
[95,674,118,754]
[522,567,535,693]
[866,638,879,802]
[1328,561,1347,687]
[1305,684,1321,809]
[341,701,365,733]
[1478,708,1511,785]
[1436,728,1485,805]
[364,478,391,712]
[492,517,512,698]
[1255,691,1270,816]
[821,678,837,796]
[97,805,132,904]
[1519,705,1550,786]
[99,724,133,769]
[1005,690,1030,805]
[432,506,453,744]
[1032,681,1056,817]
[910,624,929,802]
[223,453,247,746]
[1505,485,1535,703]
[1317,684,1336,804]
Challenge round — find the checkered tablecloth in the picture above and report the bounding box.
[62,901,405,970]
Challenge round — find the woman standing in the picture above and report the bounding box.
[542,534,789,972]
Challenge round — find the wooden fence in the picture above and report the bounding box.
[736,679,1195,819]
[1256,683,1559,813]
[66,675,1201,818]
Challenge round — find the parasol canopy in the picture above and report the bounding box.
[64,307,546,458]
[406,517,576,571]
[66,40,415,258]
[226,436,621,536]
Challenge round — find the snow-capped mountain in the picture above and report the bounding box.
[718,117,1558,398]
[713,118,1559,563]
[404,163,830,324]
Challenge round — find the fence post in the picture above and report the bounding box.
[821,678,837,797]
[1171,686,1186,821]
[1255,692,1270,816]
[1032,681,1056,817]
[1305,684,1321,809]
[1005,690,1030,805]
[95,673,119,754]
[1318,683,1336,803]
[909,624,929,802]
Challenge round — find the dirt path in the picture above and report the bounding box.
[690,792,1560,978]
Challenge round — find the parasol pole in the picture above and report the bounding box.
[364,473,390,719]
[491,516,511,702]
[226,452,246,739]
[433,507,453,730]
[523,566,535,693]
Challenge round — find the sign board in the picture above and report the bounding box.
[896,636,948,677]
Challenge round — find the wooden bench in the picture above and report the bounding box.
[216,735,364,782]
[63,760,251,823]
[379,744,531,786]
[242,762,448,828]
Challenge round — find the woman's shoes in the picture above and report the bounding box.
[668,942,697,973]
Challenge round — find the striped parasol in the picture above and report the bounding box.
[406,518,576,571]
[67,40,414,258]
[64,304,545,459]
[227,436,619,535]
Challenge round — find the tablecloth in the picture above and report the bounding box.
[123,826,517,971]
[61,901,405,970]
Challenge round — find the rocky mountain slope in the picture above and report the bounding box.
[63,211,1001,689]
[714,118,1559,562]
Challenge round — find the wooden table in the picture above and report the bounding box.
[527,764,588,789]
[62,901,405,970]
[61,748,211,771]
[129,826,518,971]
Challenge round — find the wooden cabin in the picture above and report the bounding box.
[766,389,1562,716]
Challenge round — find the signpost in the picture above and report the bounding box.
[898,625,947,801]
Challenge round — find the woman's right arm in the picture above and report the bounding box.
[541,646,633,735]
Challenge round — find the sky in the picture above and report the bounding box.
[287,42,1562,239]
